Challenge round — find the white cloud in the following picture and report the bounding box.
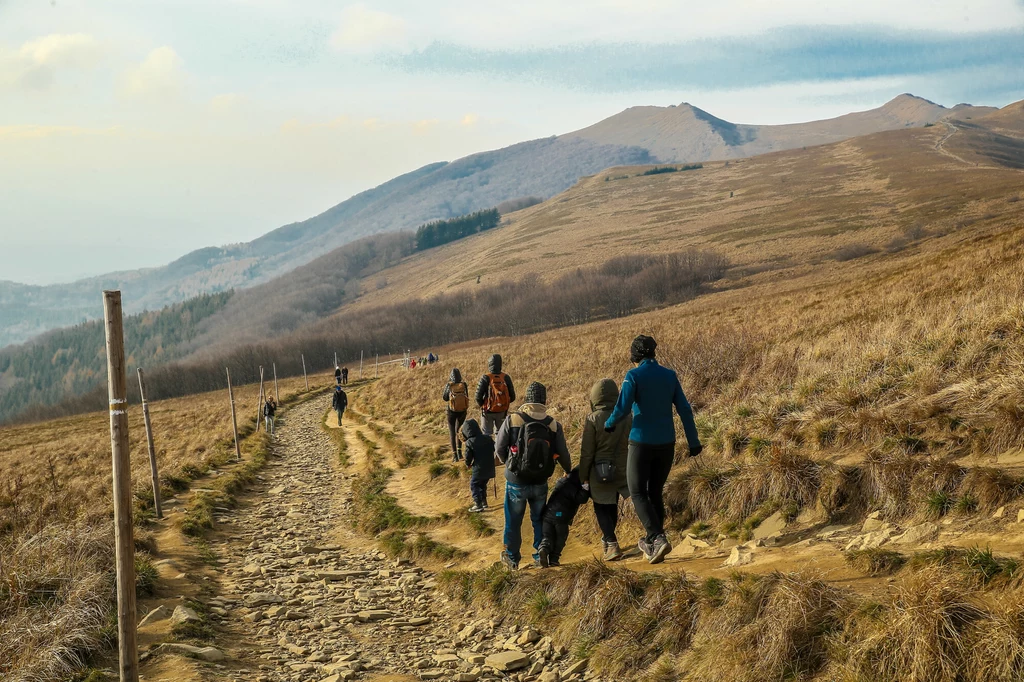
[330,4,409,54]
[209,93,245,114]
[119,46,185,99]
[0,33,104,91]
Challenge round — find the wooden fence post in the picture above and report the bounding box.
[301,354,308,391]
[273,362,279,403]
[227,368,241,461]
[335,351,338,367]
[256,366,265,428]
[102,291,138,682]
[136,368,162,519]
[375,354,379,378]
[359,350,363,379]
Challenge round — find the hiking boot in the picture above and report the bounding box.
[538,545,550,568]
[637,536,653,561]
[500,550,518,571]
[604,541,623,561]
[549,558,561,567]
[468,504,484,513]
[649,535,672,565]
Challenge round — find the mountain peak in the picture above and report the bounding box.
[886,93,943,108]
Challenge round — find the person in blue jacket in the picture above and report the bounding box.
[605,334,702,564]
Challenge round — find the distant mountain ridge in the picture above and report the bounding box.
[0,93,998,348]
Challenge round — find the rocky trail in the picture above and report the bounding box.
[152,397,592,682]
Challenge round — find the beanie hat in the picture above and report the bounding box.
[524,381,547,405]
[630,335,657,363]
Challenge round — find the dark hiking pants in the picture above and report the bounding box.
[540,516,571,563]
[627,442,675,543]
[593,502,620,544]
[447,410,467,458]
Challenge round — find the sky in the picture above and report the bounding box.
[1,1,1023,285]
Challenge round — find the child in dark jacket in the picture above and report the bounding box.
[538,467,590,567]
[461,419,496,513]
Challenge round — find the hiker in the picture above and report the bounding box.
[335,365,342,384]
[579,378,631,561]
[461,418,496,512]
[342,367,349,385]
[332,384,348,426]
[605,335,702,564]
[495,381,571,569]
[410,358,417,369]
[538,466,590,567]
[443,368,470,461]
[263,395,277,435]
[475,354,516,436]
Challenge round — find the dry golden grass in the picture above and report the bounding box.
[0,372,328,680]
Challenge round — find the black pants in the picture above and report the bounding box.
[593,502,620,544]
[447,410,467,458]
[335,407,345,425]
[627,442,675,542]
[470,476,489,506]
[540,516,570,562]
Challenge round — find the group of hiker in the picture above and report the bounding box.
[443,334,701,569]
[333,365,349,426]
[409,352,439,370]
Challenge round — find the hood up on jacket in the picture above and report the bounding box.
[590,378,618,411]
[450,368,463,383]
[461,418,483,440]
[487,354,502,374]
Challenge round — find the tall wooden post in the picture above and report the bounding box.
[102,291,138,682]
[256,366,265,427]
[375,354,379,378]
[136,368,162,519]
[301,354,308,391]
[226,368,241,461]
[359,350,363,379]
[273,362,279,403]
[334,351,338,367]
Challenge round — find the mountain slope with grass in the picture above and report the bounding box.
[4,94,998,349]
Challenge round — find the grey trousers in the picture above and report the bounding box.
[481,411,507,436]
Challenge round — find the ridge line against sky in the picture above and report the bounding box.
[1,0,1023,284]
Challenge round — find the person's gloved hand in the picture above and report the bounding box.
[604,425,615,433]
[581,482,590,491]
[688,444,704,458]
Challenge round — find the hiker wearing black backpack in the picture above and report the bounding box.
[332,384,348,426]
[495,381,571,570]
[579,378,631,561]
[443,368,470,462]
[605,335,702,565]
[476,354,515,436]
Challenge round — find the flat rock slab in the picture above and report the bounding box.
[317,570,370,581]
[158,643,226,662]
[357,609,394,622]
[171,605,200,624]
[245,593,284,607]
[138,605,171,627]
[486,651,531,671]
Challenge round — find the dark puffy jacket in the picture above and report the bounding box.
[606,358,701,448]
[579,379,630,505]
[541,468,590,524]
[462,420,496,480]
[263,401,276,417]
[475,354,516,412]
[332,388,348,410]
[495,404,571,485]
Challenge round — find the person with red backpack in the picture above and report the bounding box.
[495,381,571,570]
[475,354,516,436]
[442,368,470,462]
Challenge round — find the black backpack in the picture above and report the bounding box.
[508,414,557,479]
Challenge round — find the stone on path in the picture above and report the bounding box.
[723,546,754,567]
[158,643,226,662]
[752,511,787,541]
[170,605,200,624]
[890,522,939,545]
[486,651,531,671]
[138,605,171,627]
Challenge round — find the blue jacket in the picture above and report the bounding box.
[605,359,701,447]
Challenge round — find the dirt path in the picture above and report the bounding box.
[203,398,584,682]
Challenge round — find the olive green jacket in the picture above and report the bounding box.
[579,378,631,505]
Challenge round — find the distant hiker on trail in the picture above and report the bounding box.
[263,395,277,435]
[538,466,590,567]
[342,367,349,385]
[443,368,470,462]
[579,378,631,561]
[461,418,496,513]
[335,365,342,384]
[495,381,571,570]
[476,354,516,436]
[410,358,417,369]
[332,385,348,426]
[605,335,702,565]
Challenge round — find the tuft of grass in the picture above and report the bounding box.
[134,554,159,597]
[170,599,214,644]
[845,548,906,576]
[910,545,1019,586]
[379,531,465,562]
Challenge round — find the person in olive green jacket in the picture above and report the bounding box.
[579,378,632,561]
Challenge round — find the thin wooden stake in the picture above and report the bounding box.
[301,354,308,391]
[375,354,379,378]
[136,368,162,519]
[102,291,138,682]
[256,366,265,426]
[227,368,241,461]
[335,351,338,367]
[273,362,279,403]
[359,350,363,379]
